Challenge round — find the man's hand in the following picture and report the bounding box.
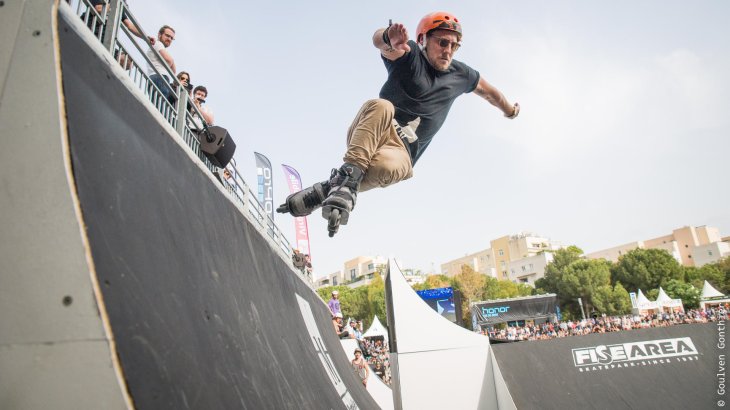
[148,36,156,45]
[386,23,411,52]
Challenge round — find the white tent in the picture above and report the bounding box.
[635,289,659,314]
[655,287,684,312]
[701,280,725,299]
[700,280,729,309]
[363,315,389,343]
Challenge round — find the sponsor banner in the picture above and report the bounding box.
[572,337,700,373]
[281,164,311,256]
[254,152,274,222]
[416,287,456,323]
[471,294,556,325]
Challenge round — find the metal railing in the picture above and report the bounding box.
[63,0,298,267]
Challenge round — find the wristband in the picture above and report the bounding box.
[382,19,393,50]
[505,102,520,119]
[382,29,391,47]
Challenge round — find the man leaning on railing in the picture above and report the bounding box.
[146,25,177,102]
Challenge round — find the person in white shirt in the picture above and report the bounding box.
[146,25,176,101]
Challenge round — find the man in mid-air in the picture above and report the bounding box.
[278,12,519,236]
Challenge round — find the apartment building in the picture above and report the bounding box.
[315,255,388,289]
[440,232,562,283]
[440,248,495,277]
[508,252,554,285]
[314,271,345,288]
[586,225,728,267]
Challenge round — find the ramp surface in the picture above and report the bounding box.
[492,323,721,409]
[57,9,378,409]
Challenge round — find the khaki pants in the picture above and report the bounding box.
[343,99,414,192]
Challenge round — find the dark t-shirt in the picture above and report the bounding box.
[379,40,480,165]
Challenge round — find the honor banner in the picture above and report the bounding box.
[254,152,274,223]
[471,294,557,325]
[281,164,311,257]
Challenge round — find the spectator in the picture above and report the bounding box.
[485,308,721,343]
[189,85,215,130]
[351,348,369,388]
[84,0,155,44]
[176,71,193,97]
[292,249,306,272]
[303,254,313,278]
[373,361,386,381]
[332,312,349,339]
[146,25,177,102]
[327,290,341,317]
[354,319,364,340]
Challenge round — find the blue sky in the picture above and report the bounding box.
[130,1,730,277]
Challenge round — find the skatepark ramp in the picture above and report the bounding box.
[1,2,377,408]
[385,261,516,410]
[491,323,722,409]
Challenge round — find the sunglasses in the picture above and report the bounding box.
[431,35,461,52]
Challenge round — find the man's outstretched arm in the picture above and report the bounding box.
[372,22,410,61]
[474,76,520,119]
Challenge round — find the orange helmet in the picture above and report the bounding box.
[416,11,462,44]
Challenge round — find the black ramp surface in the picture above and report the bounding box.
[492,323,721,410]
[58,12,377,410]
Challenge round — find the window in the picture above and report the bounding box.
[709,250,713,256]
[521,266,527,272]
[688,254,692,259]
[529,263,534,270]
[510,269,515,274]
[502,271,508,278]
[350,268,356,280]
[500,261,506,268]
[367,263,374,270]
[685,244,689,248]
[333,277,338,285]
[520,278,528,283]
[498,249,504,256]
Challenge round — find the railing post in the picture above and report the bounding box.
[101,0,123,53]
[175,87,188,135]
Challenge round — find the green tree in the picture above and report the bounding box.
[536,246,584,293]
[412,274,452,291]
[592,283,632,315]
[664,279,701,309]
[482,277,535,300]
[557,259,613,316]
[535,246,588,317]
[610,248,683,292]
[366,273,387,325]
[452,265,486,324]
[686,258,730,294]
[715,256,730,294]
[316,285,369,322]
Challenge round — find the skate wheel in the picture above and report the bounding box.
[327,208,341,237]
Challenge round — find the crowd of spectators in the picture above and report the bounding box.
[325,291,392,386]
[76,0,215,129]
[485,306,727,342]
